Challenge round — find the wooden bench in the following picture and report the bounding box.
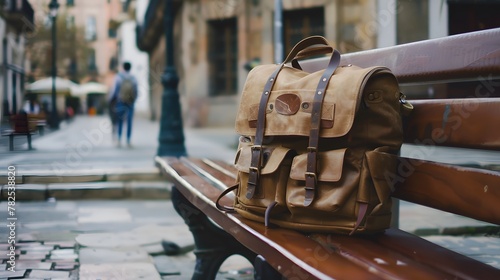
[155,28,500,279]
[1,113,36,151]
[28,113,47,136]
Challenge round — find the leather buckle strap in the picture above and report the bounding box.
[304,172,317,184]
[304,49,341,207]
[247,146,262,199]
[304,188,315,207]
[246,167,259,199]
[304,172,317,206]
[247,64,284,199]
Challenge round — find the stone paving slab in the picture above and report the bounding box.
[75,224,193,250]
[80,262,161,280]
[79,247,152,264]
[77,206,132,224]
[0,269,27,278]
[15,261,53,270]
[28,269,71,279]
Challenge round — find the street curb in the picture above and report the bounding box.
[1,181,172,201]
[0,168,163,185]
[1,166,172,200]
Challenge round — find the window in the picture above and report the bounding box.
[207,18,238,97]
[109,56,118,71]
[85,16,97,41]
[283,7,324,55]
[66,15,75,29]
[108,27,117,38]
[448,1,500,35]
[108,19,119,38]
[88,49,97,72]
[396,0,428,44]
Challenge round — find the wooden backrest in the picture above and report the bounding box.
[11,113,31,133]
[302,28,500,84]
[303,28,500,225]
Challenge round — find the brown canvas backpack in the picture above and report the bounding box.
[218,36,411,235]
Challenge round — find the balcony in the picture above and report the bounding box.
[2,0,35,33]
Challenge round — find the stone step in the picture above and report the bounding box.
[1,181,171,201]
[0,167,163,185]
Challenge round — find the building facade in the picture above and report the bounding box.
[1,0,34,124]
[26,0,150,114]
[137,0,500,127]
[28,0,129,87]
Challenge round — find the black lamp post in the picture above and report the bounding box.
[49,0,60,129]
[157,0,187,157]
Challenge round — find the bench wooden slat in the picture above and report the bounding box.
[311,233,458,280]
[393,157,500,225]
[403,98,500,150]
[373,229,500,279]
[203,159,238,179]
[302,28,500,84]
[183,158,237,190]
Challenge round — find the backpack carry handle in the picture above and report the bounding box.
[283,36,332,63]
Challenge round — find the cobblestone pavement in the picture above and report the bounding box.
[0,199,255,280]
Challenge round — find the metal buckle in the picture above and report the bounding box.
[251,145,263,151]
[305,172,317,185]
[249,166,260,179]
[307,146,317,153]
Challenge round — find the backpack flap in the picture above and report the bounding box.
[235,145,292,175]
[289,148,346,182]
[235,65,385,138]
[234,145,293,213]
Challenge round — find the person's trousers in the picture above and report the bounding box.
[115,102,134,143]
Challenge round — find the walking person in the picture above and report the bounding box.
[109,62,138,147]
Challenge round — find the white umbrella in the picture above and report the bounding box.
[26,77,79,95]
[73,82,109,97]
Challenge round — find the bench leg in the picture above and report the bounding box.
[27,133,32,150]
[9,135,14,151]
[171,187,257,280]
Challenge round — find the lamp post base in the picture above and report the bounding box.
[157,68,187,157]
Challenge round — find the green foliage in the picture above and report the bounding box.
[26,10,93,83]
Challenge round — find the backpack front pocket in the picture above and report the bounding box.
[286,149,362,224]
[234,145,294,217]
